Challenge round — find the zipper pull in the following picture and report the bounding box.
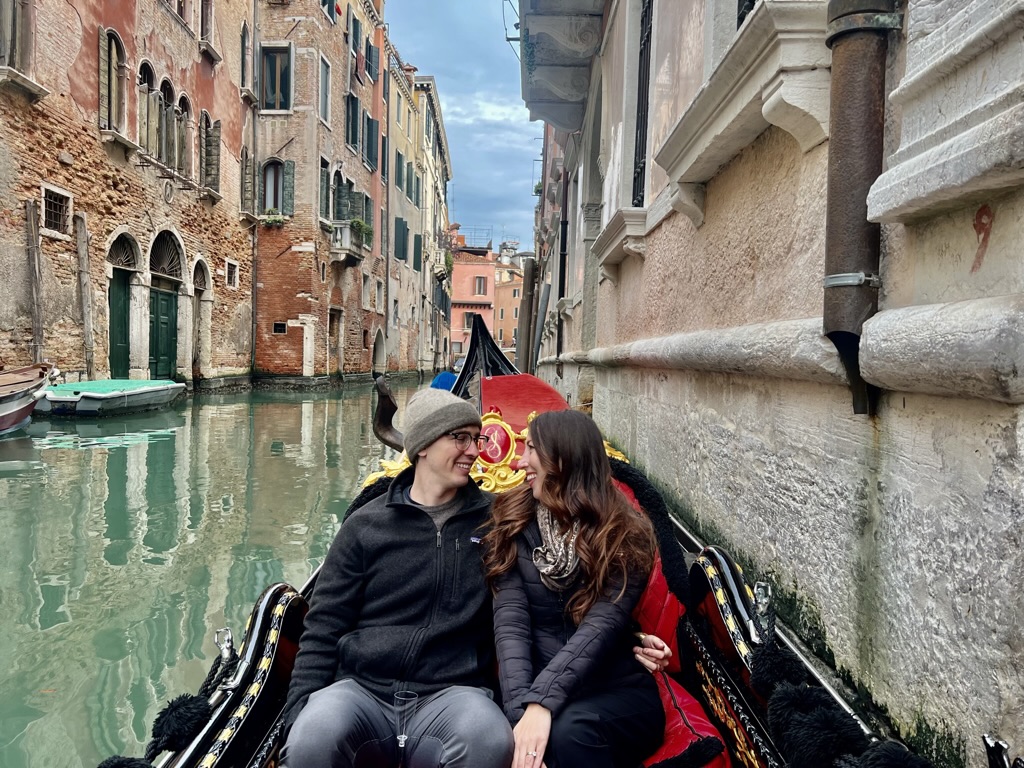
[456,539,460,551]
[437,531,442,548]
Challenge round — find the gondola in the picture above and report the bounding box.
[99,317,1017,768]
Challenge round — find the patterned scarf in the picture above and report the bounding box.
[532,504,581,591]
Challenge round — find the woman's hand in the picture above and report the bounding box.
[512,703,551,768]
[633,632,672,673]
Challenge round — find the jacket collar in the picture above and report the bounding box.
[384,464,492,516]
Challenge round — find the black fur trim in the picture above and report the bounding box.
[649,735,725,768]
[768,683,848,756]
[857,740,936,768]
[750,641,810,698]
[610,458,689,607]
[96,759,152,768]
[783,706,872,768]
[151,693,212,751]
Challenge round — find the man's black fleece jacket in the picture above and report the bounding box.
[284,467,496,724]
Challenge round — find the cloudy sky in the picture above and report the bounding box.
[383,0,541,251]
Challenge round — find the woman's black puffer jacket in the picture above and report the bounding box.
[492,518,651,723]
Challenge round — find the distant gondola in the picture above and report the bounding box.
[98,317,1016,768]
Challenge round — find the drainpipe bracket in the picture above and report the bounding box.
[826,13,902,47]
[824,272,881,289]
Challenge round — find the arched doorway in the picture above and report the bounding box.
[191,261,212,380]
[106,233,140,378]
[149,231,183,379]
[372,328,386,373]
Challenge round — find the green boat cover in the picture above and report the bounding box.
[47,380,180,394]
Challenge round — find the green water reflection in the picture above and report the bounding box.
[0,384,416,768]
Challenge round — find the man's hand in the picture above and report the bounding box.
[633,632,672,673]
[512,703,551,768]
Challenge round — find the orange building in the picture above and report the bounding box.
[493,266,523,354]
[450,246,496,357]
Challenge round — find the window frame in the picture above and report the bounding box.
[40,183,73,240]
[224,257,239,290]
[319,54,331,125]
[260,42,294,113]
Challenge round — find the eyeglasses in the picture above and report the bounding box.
[447,431,490,450]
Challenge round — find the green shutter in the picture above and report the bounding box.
[206,120,221,191]
[381,134,388,179]
[242,151,254,212]
[148,90,161,156]
[176,110,187,173]
[396,150,404,190]
[98,28,110,129]
[282,160,295,216]
[413,234,422,271]
[369,118,379,169]
[320,163,330,218]
[198,117,207,183]
[258,162,265,212]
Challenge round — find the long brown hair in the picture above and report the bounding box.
[483,410,655,625]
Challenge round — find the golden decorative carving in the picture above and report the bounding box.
[696,661,762,768]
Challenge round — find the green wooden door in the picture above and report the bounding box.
[108,269,131,378]
[149,288,178,379]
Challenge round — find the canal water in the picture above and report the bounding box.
[0,383,418,768]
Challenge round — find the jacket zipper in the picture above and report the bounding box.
[398,525,444,682]
[450,538,461,599]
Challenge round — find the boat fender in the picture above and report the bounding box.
[835,740,935,767]
[768,683,872,767]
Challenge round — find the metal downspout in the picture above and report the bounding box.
[823,0,900,415]
[249,0,259,378]
[556,167,568,364]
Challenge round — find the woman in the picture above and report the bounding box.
[484,410,665,768]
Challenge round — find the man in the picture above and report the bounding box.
[281,388,514,768]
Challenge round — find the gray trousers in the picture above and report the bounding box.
[280,680,514,768]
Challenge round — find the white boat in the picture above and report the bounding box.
[0,364,56,436]
[35,379,185,417]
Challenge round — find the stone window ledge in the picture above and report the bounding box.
[199,38,222,64]
[653,0,830,228]
[100,129,141,156]
[0,66,49,101]
[594,207,647,285]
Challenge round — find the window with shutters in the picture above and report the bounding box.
[514,306,519,319]
[381,134,388,181]
[261,159,295,215]
[413,234,422,272]
[345,94,360,148]
[362,111,378,170]
[321,0,336,22]
[98,29,127,134]
[394,217,407,261]
[177,96,193,177]
[0,0,35,76]
[240,146,255,213]
[240,24,250,88]
[200,0,212,41]
[395,149,404,191]
[475,276,486,295]
[198,111,221,193]
[137,63,156,152]
[319,157,331,221]
[405,162,413,201]
[499,308,504,320]
[396,93,402,126]
[319,56,330,124]
[414,175,421,207]
[513,288,520,298]
[261,45,292,111]
[332,170,347,221]
[631,0,653,207]
[157,80,175,166]
[365,40,379,82]
[362,274,370,309]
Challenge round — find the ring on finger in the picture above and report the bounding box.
[527,751,539,757]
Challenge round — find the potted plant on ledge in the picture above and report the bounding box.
[262,208,286,227]
[350,218,373,249]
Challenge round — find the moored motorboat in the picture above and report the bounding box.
[96,320,1012,768]
[0,363,56,436]
[35,379,185,417]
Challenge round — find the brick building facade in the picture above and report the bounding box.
[0,0,255,383]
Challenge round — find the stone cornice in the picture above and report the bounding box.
[593,207,646,285]
[653,0,830,224]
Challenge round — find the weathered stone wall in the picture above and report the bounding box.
[0,0,254,380]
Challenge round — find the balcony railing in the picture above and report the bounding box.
[329,220,365,266]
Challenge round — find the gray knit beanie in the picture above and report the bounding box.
[402,388,482,458]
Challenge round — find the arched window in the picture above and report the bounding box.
[158,80,175,165]
[262,160,284,213]
[150,231,184,281]
[240,23,250,88]
[177,95,193,176]
[137,63,155,151]
[197,111,222,192]
[332,169,346,221]
[99,30,126,132]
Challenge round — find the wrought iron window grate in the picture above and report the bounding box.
[631,0,653,208]
[43,188,70,233]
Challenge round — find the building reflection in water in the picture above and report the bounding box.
[0,383,416,768]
